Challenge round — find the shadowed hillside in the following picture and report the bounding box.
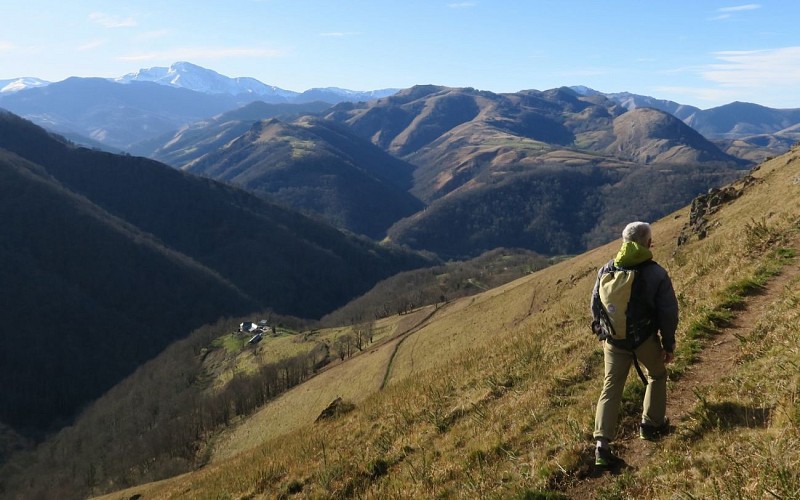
[320,247,554,326]
[0,147,257,436]
[0,111,431,441]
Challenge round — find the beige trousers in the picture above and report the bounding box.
[593,333,668,441]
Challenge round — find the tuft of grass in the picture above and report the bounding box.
[365,457,390,479]
[742,217,785,255]
[211,332,245,353]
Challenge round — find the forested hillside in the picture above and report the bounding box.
[0,147,256,435]
[0,111,431,441]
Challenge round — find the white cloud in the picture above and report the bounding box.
[710,4,760,21]
[89,12,137,28]
[118,46,286,62]
[704,46,800,88]
[0,41,14,52]
[653,47,800,107]
[448,2,477,8]
[718,4,761,13]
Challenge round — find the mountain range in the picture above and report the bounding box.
[0,63,399,150]
[571,86,800,162]
[122,79,759,257]
[1,61,799,437]
[237,85,746,257]
[2,63,794,259]
[114,61,399,103]
[2,61,799,160]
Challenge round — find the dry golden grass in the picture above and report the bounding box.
[97,145,800,499]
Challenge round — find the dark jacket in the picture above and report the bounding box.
[590,242,679,352]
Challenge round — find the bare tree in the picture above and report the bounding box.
[334,334,355,360]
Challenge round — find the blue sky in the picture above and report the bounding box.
[2,1,799,109]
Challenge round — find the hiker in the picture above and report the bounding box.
[590,221,679,466]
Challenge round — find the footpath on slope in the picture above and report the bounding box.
[562,239,800,499]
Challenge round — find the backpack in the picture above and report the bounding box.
[592,260,657,350]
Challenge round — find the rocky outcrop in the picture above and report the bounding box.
[315,397,356,422]
[677,174,760,245]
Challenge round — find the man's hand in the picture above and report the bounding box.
[663,351,674,364]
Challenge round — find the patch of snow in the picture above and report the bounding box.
[0,77,50,93]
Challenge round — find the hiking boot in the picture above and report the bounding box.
[639,419,670,440]
[595,446,619,467]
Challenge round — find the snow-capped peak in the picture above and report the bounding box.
[114,61,297,99]
[0,77,50,94]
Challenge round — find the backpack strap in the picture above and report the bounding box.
[631,352,648,386]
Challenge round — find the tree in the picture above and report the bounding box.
[334,334,355,360]
[352,321,374,351]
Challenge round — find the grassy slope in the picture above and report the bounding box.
[98,145,800,499]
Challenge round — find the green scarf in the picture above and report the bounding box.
[614,241,653,268]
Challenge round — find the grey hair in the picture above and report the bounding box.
[622,221,651,245]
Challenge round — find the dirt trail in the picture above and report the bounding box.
[379,302,450,389]
[562,245,800,499]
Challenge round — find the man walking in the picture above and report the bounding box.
[590,221,679,466]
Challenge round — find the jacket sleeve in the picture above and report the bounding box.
[655,273,679,352]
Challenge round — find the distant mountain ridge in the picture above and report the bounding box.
[0,63,400,150]
[571,85,701,119]
[115,61,400,104]
[572,85,800,161]
[2,61,399,104]
[129,100,334,164]
[0,77,251,149]
[3,63,798,159]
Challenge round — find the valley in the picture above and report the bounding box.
[1,61,800,498]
